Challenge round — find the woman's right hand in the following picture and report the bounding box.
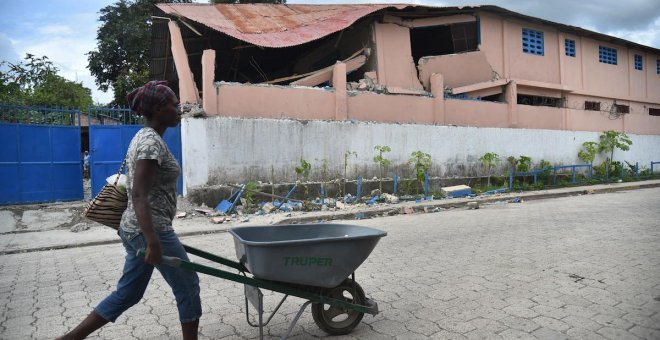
[144,241,163,265]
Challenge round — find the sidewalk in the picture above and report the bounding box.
[1,179,659,255]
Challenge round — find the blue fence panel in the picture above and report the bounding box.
[89,107,182,197]
[0,120,82,205]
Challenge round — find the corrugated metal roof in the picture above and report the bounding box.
[156,3,405,48]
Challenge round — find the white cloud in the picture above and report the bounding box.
[38,24,74,36]
[0,33,21,64]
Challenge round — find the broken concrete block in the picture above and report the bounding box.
[195,207,214,215]
[402,206,414,214]
[261,202,276,213]
[176,211,187,218]
[370,189,382,196]
[467,202,479,209]
[211,216,226,224]
[441,185,472,198]
[380,193,400,204]
[336,201,346,210]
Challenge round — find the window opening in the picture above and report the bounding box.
[649,108,660,116]
[584,101,601,111]
[634,54,643,70]
[522,28,544,56]
[599,46,617,65]
[410,21,478,65]
[517,94,563,108]
[565,39,576,57]
[614,104,629,114]
[657,59,660,74]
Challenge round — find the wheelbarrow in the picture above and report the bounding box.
[139,223,387,339]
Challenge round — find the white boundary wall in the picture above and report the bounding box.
[182,117,660,195]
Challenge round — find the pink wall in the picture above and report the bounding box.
[348,92,434,124]
[516,105,564,130]
[373,23,424,90]
[569,109,624,132]
[444,100,509,128]
[215,84,335,120]
[418,51,493,90]
[625,114,660,135]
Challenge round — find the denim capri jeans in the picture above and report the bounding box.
[95,228,202,323]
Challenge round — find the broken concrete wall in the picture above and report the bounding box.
[418,51,495,90]
[181,116,660,196]
[373,23,424,91]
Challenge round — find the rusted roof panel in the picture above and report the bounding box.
[156,3,404,48]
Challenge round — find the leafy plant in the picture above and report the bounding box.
[517,156,532,173]
[598,130,632,169]
[536,159,553,184]
[373,145,391,192]
[408,151,431,193]
[578,141,599,167]
[479,152,500,187]
[294,159,311,181]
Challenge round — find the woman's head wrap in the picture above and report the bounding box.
[126,80,177,117]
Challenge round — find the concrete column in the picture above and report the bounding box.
[333,62,348,121]
[505,80,518,128]
[202,49,217,115]
[168,21,199,104]
[430,73,445,125]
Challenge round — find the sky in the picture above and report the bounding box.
[1,0,659,105]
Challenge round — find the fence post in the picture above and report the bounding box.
[356,176,361,202]
[620,162,624,180]
[589,164,593,180]
[635,162,639,178]
[572,165,576,183]
[553,166,557,185]
[424,172,429,198]
[605,162,609,181]
[393,174,398,195]
[509,167,513,190]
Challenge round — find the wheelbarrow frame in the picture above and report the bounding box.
[138,244,378,339]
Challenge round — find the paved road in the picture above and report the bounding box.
[1,188,660,339]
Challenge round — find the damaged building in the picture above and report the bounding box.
[150,3,660,194]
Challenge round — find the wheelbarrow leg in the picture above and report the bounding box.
[282,301,312,340]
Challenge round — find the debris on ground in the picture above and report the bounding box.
[441,185,472,198]
[402,206,414,214]
[381,193,399,204]
[176,212,187,218]
[70,223,90,233]
[211,216,226,224]
[467,202,479,209]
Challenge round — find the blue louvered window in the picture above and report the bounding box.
[565,39,576,57]
[522,28,544,56]
[599,46,617,65]
[634,54,643,70]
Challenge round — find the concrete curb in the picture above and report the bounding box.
[276,180,660,225]
[2,180,659,256]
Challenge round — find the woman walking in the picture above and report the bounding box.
[58,81,201,339]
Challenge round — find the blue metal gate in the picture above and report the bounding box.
[88,107,182,197]
[0,104,83,205]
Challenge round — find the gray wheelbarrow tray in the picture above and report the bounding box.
[139,223,386,339]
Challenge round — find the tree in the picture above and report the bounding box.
[0,54,92,110]
[407,151,431,194]
[577,141,599,167]
[87,0,191,105]
[598,130,632,167]
[479,152,500,187]
[373,145,391,192]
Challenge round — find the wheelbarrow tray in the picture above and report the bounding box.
[229,224,386,288]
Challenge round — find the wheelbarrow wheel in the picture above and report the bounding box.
[311,278,365,335]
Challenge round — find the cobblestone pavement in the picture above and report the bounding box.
[1,188,660,339]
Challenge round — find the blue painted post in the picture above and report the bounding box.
[320,184,325,205]
[589,164,593,180]
[553,166,557,185]
[635,162,639,178]
[424,172,429,198]
[356,176,361,201]
[605,163,614,179]
[572,165,576,183]
[393,174,399,195]
[509,167,513,190]
[533,171,538,184]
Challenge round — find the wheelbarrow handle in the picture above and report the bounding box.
[136,249,182,268]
